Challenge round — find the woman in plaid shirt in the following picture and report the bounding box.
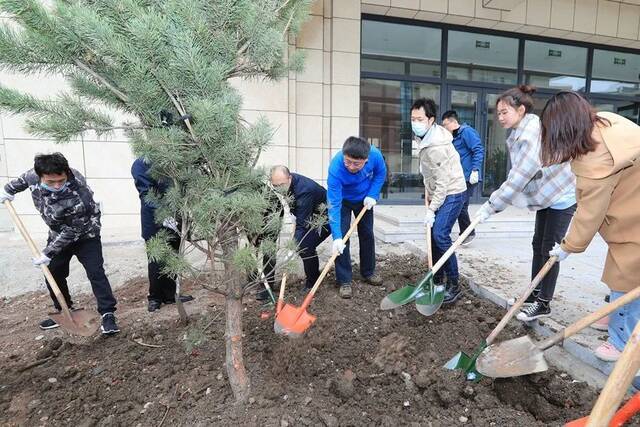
[474,85,576,322]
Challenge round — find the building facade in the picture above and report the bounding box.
[1,0,639,233]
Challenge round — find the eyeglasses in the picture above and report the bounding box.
[344,158,366,168]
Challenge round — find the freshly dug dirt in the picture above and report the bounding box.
[0,255,614,426]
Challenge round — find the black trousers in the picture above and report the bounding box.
[146,233,181,302]
[531,204,576,302]
[457,182,477,237]
[46,236,117,315]
[297,224,332,288]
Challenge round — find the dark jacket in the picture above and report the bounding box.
[451,124,484,182]
[131,158,170,241]
[288,173,328,242]
[4,168,101,257]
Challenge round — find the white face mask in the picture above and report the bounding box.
[412,121,429,138]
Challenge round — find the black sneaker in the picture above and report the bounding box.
[461,233,476,246]
[148,299,162,312]
[517,301,551,322]
[163,295,195,304]
[523,291,540,306]
[363,273,383,286]
[256,289,270,301]
[443,282,462,305]
[339,285,352,299]
[39,318,59,330]
[100,313,120,336]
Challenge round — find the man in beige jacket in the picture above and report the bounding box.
[540,91,640,363]
[411,98,467,304]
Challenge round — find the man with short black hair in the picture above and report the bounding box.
[0,153,119,335]
[441,110,484,246]
[270,166,331,293]
[327,137,387,299]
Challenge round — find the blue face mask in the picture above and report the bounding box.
[412,121,429,138]
[40,181,68,193]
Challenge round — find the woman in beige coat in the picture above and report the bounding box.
[540,91,640,362]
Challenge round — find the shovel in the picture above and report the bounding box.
[3,200,98,336]
[476,284,640,378]
[582,318,640,426]
[566,392,640,427]
[414,222,445,316]
[274,206,367,338]
[380,217,481,310]
[444,256,558,380]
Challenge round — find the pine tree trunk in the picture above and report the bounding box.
[220,236,250,403]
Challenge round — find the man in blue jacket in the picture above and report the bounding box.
[442,111,484,245]
[131,158,194,312]
[327,137,387,299]
[270,166,331,293]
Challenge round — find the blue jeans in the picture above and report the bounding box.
[335,200,375,284]
[456,182,477,236]
[431,192,465,284]
[608,290,640,352]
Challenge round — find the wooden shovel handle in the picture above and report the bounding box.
[3,200,73,318]
[301,206,368,308]
[486,256,557,345]
[586,322,640,426]
[431,217,481,275]
[276,273,287,315]
[540,285,640,350]
[425,224,433,269]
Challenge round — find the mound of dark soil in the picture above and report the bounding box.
[0,255,608,426]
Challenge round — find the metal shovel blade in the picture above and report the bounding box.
[273,302,317,338]
[475,335,548,378]
[49,308,99,337]
[415,284,445,316]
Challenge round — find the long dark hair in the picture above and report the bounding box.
[496,84,536,114]
[539,91,610,166]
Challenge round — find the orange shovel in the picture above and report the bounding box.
[566,393,640,427]
[274,206,367,337]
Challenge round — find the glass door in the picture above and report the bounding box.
[446,87,509,201]
[360,78,440,203]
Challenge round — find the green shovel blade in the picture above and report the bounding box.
[380,271,433,310]
[443,340,487,382]
[415,282,445,316]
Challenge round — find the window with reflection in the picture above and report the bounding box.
[524,41,587,91]
[361,20,441,78]
[447,31,518,84]
[591,50,640,96]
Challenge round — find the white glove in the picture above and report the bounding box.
[0,191,14,203]
[475,202,494,224]
[549,243,570,262]
[162,217,179,233]
[424,209,435,226]
[332,238,346,255]
[363,197,377,210]
[33,253,51,267]
[469,170,479,185]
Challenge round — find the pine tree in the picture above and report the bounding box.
[0,0,311,402]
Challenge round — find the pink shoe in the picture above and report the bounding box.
[590,316,609,331]
[595,342,621,362]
